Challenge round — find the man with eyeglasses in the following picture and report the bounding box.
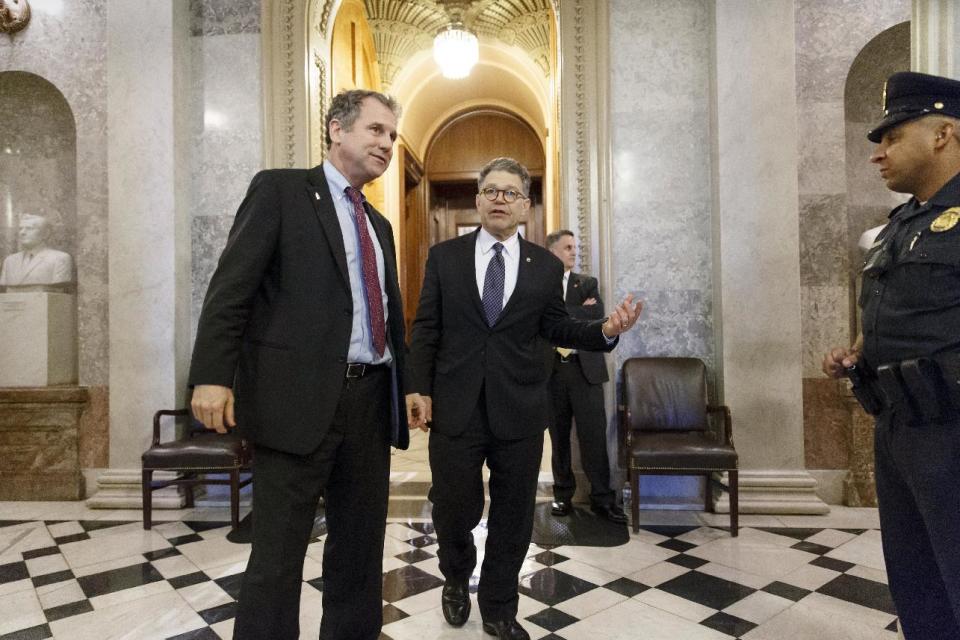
[406,157,642,640]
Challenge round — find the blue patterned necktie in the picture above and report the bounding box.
[482,242,505,326]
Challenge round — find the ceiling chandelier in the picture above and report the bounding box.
[433,22,479,79]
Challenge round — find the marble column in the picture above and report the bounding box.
[711,0,827,514]
[912,0,960,78]
[88,0,193,508]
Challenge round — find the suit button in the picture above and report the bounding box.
[338,357,346,363]
[343,308,351,316]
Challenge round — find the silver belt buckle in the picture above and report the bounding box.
[345,363,366,378]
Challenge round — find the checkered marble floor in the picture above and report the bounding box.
[0,504,898,640]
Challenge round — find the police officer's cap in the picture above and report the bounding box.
[867,71,960,143]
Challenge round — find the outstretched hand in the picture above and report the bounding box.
[601,294,643,338]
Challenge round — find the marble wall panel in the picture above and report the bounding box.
[799,194,849,287]
[0,0,109,386]
[803,377,850,469]
[191,215,234,341]
[801,285,850,378]
[191,0,261,36]
[609,0,713,371]
[797,101,846,195]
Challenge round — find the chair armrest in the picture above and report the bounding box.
[706,405,732,444]
[152,408,190,446]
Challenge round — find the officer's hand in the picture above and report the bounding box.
[582,297,597,306]
[405,393,432,432]
[191,385,236,433]
[822,347,859,379]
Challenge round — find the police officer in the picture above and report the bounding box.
[823,71,960,639]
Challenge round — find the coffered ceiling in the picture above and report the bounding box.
[360,0,555,88]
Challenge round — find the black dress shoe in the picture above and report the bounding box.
[482,619,530,640]
[591,502,628,524]
[551,499,572,516]
[441,581,470,626]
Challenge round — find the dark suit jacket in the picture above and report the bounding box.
[188,167,409,454]
[542,272,610,385]
[407,231,615,439]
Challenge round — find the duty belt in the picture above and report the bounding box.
[847,351,960,424]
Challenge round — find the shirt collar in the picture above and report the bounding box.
[322,160,353,201]
[927,169,960,207]
[477,227,519,256]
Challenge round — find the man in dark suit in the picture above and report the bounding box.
[543,230,626,524]
[405,158,642,640]
[189,90,409,640]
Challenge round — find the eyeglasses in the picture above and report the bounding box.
[479,187,527,203]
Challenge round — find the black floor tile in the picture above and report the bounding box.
[810,556,855,573]
[538,635,566,640]
[183,521,233,533]
[0,520,33,528]
[886,619,900,632]
[395,548,433,563]
[381,603,409,625]
[762,581,811,602]
[817,574,896,615]
[31,569,74,588]
[756,527,822,541]
[700,611,758,637]
[214,572,245,600]
[0,624,52,640]
[657,570,756,610]
[603,577,649,597]
[532,550,569,566]
[144,548,182,561]
[525,607,579,632]
[43,599,94,622]
[518,567,597,606]
[791,541,832,555]
[640,525,700,538]
[405,534,436,548]
[77,562,165,598]
[0,561,29,584]
[199,601,238,624]
[52,532,89,544]
[381,565,444,602]
[166,627,221,640]
[21,547,59,560]
[307,576,324,592]
[169,571,210,590]
[404,522,435,535]
[658,538,697,553]
[666,553,708,569]
[838,529,867,535]
[168,533,205,546]
[78,520,129,533]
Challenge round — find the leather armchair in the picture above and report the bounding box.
[141,409,252,530]
[619,358,738,536]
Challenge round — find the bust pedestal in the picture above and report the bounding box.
[0,292,77,386]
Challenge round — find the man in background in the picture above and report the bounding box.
[543,230,625,524]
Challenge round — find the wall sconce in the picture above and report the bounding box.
[0,0,31,34]
[433,22,479,80]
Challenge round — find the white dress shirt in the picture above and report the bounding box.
[475,227,520,307]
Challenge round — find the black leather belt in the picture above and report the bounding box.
[345,363,388,378]
[556,353,579,363]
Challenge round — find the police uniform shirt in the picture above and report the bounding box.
[860,170,960,368]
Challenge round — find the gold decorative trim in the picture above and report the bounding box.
[281,0,297,168]
[314,52,327,161]
[573,0,589,270]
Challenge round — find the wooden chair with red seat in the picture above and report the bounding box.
[619,357,739,536]
[141,408,252,530]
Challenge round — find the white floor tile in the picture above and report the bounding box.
[177,580,233,612]
[0,588,45,636]
[175,535,251,572]
[555,538,676,576]
[635,587,717,622]
[826,529,887,571]
[24,552,68,576]
[72,554,150,578]
[562,599,730,640]
[59,529,171,569]
[554,585,628,619]
[89,580,174,610]
[846,563,888,585]
[722,590,793,624]
[694,562,771,590]
[151,554,202,580]
[686,537,818,579]
[551,558,619,586]
[48,590,206,640]
[742,594,897,640]
[804,528,857,548]
[627,561,690,587]
[779,563,841,591]
[36,578,86,609]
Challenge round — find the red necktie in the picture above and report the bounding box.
[345,187,386,357]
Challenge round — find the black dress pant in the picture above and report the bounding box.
[428,392,544,623]
[548,357,613,505]
[874,411,960,639]
[233,369,391,640]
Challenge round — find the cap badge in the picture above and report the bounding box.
[930,207,960,233]
[881,80,888,110]
[934,101,945,109]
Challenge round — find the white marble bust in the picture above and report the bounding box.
[0,214,74,290]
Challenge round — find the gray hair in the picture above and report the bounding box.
[324,90,401,149]
[545,229,574,249]
[478,157,531,197]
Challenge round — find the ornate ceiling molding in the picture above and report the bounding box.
[361,0,555,89]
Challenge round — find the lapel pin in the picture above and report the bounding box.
[525,257,531,263]
[314,192,321,200]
